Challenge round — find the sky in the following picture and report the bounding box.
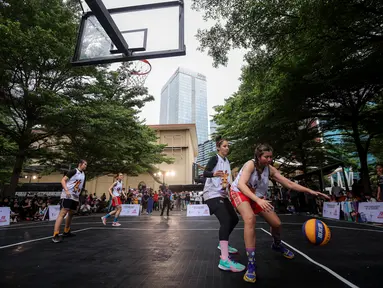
[83,0,246,126]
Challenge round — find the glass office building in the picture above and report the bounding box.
[160,67,208,144]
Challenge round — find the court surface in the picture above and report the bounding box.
[0,213,381,288]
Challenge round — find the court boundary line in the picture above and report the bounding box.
[315,215,383,229]
[0,228,92,250]
[280,222,383,233]
[3,221,383,234]
[260,228,359,288]
[0,227,261,250]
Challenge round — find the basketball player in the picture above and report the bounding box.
[52,160,87,243]
[101,173,126,226]
[203,136,245,273]
[230,144,330,283]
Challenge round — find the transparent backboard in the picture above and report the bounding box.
[72,0,185,66]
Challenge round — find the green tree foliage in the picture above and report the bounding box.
[0,0,171,196]
[46,64,171,179]
[193,0,383,192]
[0,134,16,185]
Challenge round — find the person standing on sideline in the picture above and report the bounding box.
[147,193,154,215]
[203,136,245,273]
[101,173,126,226]
[160,185,171,219]
[376,164,383,201]
[52,160,87,243]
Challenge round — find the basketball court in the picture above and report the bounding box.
[0,214,381,288]
[2,2,380,287]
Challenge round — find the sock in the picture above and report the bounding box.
[246,248,256,265]
[220,240,229,261]
[64,227,70,233]
[53,231,59,237]
[113,217,118,223]
[105,213,111,218]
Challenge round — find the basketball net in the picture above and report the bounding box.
[125,59,152,88]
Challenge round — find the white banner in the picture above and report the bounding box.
[322,202,341,220]
[358,202,383,223]
[120,204,140,216]
[48,205,61,221]
[187,204,210,217]
[0,207,11,226]
[15,191,61,197]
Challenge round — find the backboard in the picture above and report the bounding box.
[72,0,186,66]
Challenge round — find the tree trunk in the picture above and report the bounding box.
[7,152,26,197]
[356,145,371,195]
[351,121,371,195]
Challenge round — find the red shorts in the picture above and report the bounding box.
[229,188,264,215]
[112,196,122,207]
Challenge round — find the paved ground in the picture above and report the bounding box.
[0,212,382,288]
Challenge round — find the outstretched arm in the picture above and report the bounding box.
[270,166,330,200]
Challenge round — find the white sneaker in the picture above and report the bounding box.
[112,222,121,227]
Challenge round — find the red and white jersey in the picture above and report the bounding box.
[231,161,270,198]
[112,180,123,197]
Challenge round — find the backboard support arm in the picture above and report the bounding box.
[84,0,130,55]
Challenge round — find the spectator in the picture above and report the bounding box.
[331,182,343,201]
[34,202,48,221]
[147,193,154,215]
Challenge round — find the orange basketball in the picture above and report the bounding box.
[302,219,331,246]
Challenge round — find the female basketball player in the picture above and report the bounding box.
[101,173,126,226]
[52,159,87,243]
[230,144,330,283]
[203,136,246,273]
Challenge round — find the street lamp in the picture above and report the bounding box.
[23,175,38,183]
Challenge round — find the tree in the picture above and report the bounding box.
[0,134,16,186]
[46,65,172,179]
[0,1,171,196]
[193,0,383,192]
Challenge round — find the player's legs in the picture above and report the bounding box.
[206,197,245,273]
[112,205,122,226]
[52,208,68,242]
[217,199,241,254]
[63,209,76,237]
[236,200,257,283]
[259,210,294,259]
[52,199,72,243]
[101,197,119,225]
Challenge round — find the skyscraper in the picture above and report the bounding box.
[160,67,208,144]
[209,120,218,139]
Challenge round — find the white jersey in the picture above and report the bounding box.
[60,168,86,202]
[112,180,123,197]
[231,160,270,198]
[203,154,232,201]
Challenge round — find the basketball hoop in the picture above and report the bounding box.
[126,59,152,88]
